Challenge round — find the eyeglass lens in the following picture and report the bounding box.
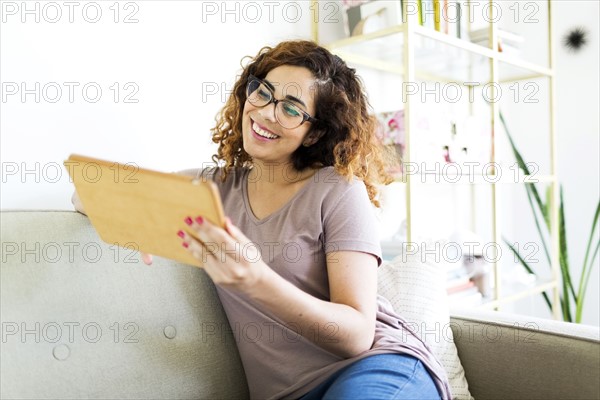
[247,79,305,129]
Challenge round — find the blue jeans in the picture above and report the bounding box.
[298,354,441,400]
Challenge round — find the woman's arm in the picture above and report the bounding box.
[250,250,378,358]
[183,217,378,359]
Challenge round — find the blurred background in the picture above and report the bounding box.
[1,0,598,325]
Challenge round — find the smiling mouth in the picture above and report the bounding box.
[252,120,280,140]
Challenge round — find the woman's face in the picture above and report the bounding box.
[241,65,317,167]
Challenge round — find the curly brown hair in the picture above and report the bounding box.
[210,40,394,207]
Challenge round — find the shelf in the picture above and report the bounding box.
[414,25,553,82]
[324,24,551,83]
[326,25,404,50]
[477,277,557,310]
[382,243,557,310]
[381,240,558,310]
[319,0,560,319]
[326,26,489,83]
[445,277,557,310]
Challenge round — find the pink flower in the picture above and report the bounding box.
[389,110,405,146]
[376,109,406,146]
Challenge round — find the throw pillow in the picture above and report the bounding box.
[378,250,473,400]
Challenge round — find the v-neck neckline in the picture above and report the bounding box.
[242,167,322,225]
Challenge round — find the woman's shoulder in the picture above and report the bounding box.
[311,166,370,207]
[178,165,248,199]
[177,165,248,182]
[314,166,366,191]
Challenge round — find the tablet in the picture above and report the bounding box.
[65,154,225,268]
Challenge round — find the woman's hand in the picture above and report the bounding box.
[178,216,268,293]
[140,252,153,265]
[178,216,377,358]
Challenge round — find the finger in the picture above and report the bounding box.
[185,216,244,265]
[180,230,215,264]
[202,219,242,263]
[224,217,249,243]
[187,216,229,244]
[141,252,153,265]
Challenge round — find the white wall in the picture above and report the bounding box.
[2,1,598,325]
[1,0,315,208]
[537,0,599,326]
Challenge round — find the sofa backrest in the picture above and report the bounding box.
[1,211,249,399]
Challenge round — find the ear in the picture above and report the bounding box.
[302,130,325,147]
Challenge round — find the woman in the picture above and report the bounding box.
[75,40,452,400]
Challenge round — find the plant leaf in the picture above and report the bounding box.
[576,240,599,323]
[503,237,553,310]
[559,186,577,301]
[500,110,552,268]
[525,183,552,266]
[557,187,574,322]
[499,111,548,229]
[575,200,600,322]
[545,186,552,231]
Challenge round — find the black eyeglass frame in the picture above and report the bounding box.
[246,74,318,128]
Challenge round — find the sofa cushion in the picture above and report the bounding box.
[378,250,473,400]
[0,211,249,399]
[450,308,600,400]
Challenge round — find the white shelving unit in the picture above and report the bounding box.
[311,0,561,317]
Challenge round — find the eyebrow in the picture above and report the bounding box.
[263,78,308,109]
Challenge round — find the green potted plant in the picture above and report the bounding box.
[500,111,599,323]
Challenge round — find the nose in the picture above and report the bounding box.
[257,101,277,124]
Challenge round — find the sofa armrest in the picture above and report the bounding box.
[449,308,600,400]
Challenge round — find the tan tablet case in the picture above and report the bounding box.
[65,154,225,268]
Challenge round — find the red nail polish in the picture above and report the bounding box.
[182,242,189,248]
[195,216,204,225]
[177,230,185,238]
[184,217,193,225]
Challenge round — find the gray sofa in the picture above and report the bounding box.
[1,210,599,400]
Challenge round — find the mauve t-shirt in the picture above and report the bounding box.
[191,166,452,400]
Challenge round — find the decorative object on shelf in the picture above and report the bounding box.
[375,109,405,146]
[374,109,405,174]
[448,230,493,299]
[415,112,485,169]
[343,0,403,37]
[500,111,600,323]
[416,0,468,38]
[442,145,452,163]
[563,26,589,53]
[350,7,386,36]
[463,255,492,298]
[446,0,468,38]
[341,0,370,8]
[469,27,524,56]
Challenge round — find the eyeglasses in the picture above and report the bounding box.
[246,75,317,129]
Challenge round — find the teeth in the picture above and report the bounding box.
[253,122,279,139]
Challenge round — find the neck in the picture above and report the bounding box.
[249,159,314,187]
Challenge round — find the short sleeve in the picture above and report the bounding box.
[322,181,383,266]
[176,166,221,181]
